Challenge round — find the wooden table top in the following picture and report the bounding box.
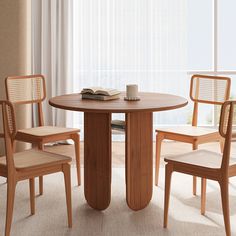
[49,92,188,113]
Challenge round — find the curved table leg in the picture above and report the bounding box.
[84,112,111,210]
[125,112,153,210]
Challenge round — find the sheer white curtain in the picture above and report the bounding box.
[73,0,189,137]
[31,0,73,127]
[32,0,189,139]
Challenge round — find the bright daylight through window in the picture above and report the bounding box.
[72,0,236,134]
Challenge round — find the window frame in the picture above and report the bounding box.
[187,0,236,127]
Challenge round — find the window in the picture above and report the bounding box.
[187,0,236,126]
[72,0,189,136]
[72,0,236,133]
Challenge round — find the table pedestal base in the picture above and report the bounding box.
[84,111,153,211]
[125,112,153,210]
[84,112,111,210]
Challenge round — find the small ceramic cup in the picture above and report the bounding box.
[126,84,138,99]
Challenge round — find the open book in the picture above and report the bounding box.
[81,87,120,96]
[81,93,120,101]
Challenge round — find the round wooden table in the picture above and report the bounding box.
[49,92,188,211]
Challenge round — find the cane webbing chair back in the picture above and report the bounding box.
[219,102,230,139]
[190,75,231,105]
[0,100,17,170]
[219,101,236,139]
[5,75,46,105]
[0,100,16,140]
[219,101,236,171]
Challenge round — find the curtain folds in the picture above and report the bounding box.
[31,0,73,127]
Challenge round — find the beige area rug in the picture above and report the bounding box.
[44,141,236,167]
[0,167,236,236]
[1,141,236,235]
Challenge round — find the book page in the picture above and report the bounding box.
[95,88,120,96]
[81,87,104,94]
[82,93,120,100]
[81,87,120,96]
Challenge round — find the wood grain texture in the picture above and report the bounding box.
[62,163,73,228]
[201,178,206,215]
[49,92,188,211]
[29,178,35,215]
[192,142,198,196]
[84,112,112,210]
[49,92,188,113]
[125,112,153,210]
[38,143,44,196]
[71,133,81,186]
[155,133,164,186]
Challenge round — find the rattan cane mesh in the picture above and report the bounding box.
[219,101,236,138]
[6,75,46,104]
[0,101,16,139]
[190,75,230,105]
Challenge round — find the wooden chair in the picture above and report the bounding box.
[155,74,231,196]
[0,100,72,236]
[5,75,81,195]
[163,100,236,236]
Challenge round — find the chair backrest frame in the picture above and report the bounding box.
[190,74,231,126]
[5,74,46,127]
[5,74,46,105]
[219,100,236,173]
[0,100,16,172]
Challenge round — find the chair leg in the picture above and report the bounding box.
[12,140,16,153]
[38,143,44,195]
[163,163,173,228]
[62,164,72,228]
[193,176,197,196]
[29,178,35,215]
[219,180,231,236]
[155,133,164,186]
[39,176,43,195]
[220,139,225,153]
[5,178,16,236]
[201,178,207,215]
[71,133,81,186]
[192,142,198,195]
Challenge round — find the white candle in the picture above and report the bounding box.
[126,84,138,98]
